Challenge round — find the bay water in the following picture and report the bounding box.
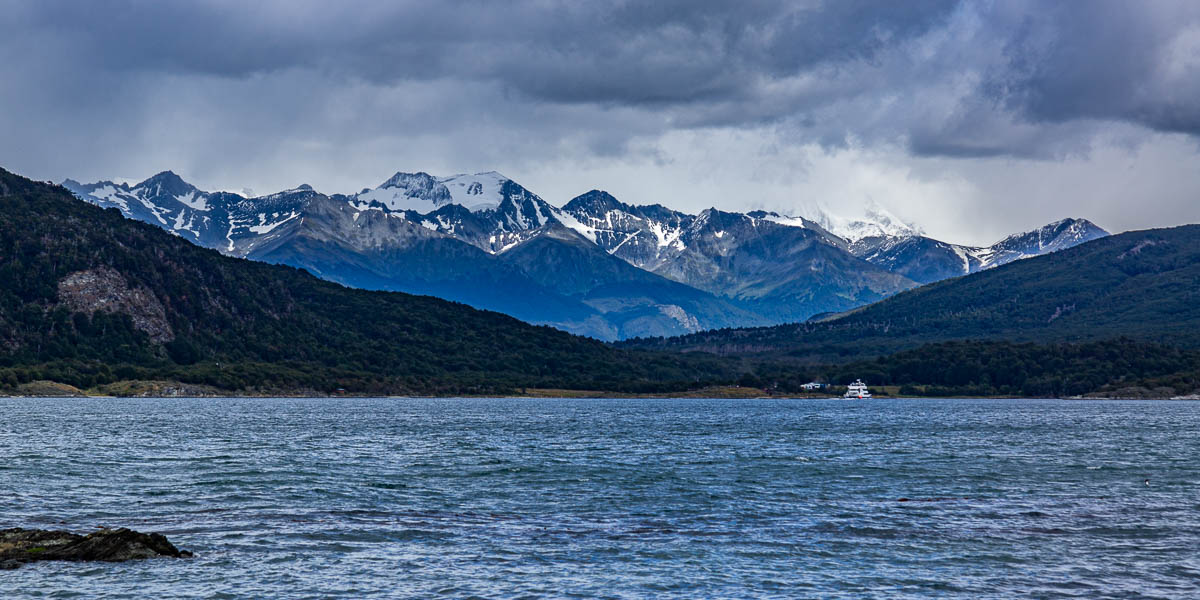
[2,397,1198,598]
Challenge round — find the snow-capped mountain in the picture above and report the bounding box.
[850,218,1109,284]
[354,171,558,253]
[985,218,1110,264]
[557,196,916,322]
[61,172,314,254]
[557,190,694,270]
[64,169,1110,338]
[815,201,922,242]
[352,171,515,213]
[65,171,769,339]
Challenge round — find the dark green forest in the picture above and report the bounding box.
[746,339,1200,398]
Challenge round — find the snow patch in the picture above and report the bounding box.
[551,208,598,242]
[133,195,170,225]
[437,171,507,212]
[760,213,808,229]
[355,187,440,212]
[248,211,299,234]
[648,221,684,249]
[86,185,130,211]
[950,244,972,274]
[175,191,209,211]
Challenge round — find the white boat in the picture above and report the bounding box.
[844,379,871,399]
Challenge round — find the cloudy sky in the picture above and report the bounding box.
[2,0,1199,245]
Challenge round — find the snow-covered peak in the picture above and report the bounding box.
[355,172,452,212]
[257,184,319,201]
[817,201,921,242]
[132,170,197,198]
[436,171,511,212]
[989,218,1108,256]
[358,170,519,213]
[563,190,626,215]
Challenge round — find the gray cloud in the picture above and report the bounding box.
[7,0,1199,151]
[2,0,1200,243]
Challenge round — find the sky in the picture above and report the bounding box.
[2,0,1200,245]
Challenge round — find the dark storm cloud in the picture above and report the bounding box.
[7,0,1198,160]
[996,3,1200,136]
[11,1,958,104]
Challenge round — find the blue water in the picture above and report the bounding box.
[2,398,1199,598]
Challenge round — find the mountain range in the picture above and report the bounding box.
[63,170,1108,339]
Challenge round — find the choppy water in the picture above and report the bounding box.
[2,398,1199,598]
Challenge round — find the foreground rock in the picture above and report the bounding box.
[0,527,192,569]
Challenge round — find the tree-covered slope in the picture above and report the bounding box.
[0,168,732,394]
[750,339,1200,398]
[622,224,1200,359]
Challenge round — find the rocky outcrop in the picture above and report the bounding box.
[9,380,87,397]
[0,527,191,569]
[57,268,173,343]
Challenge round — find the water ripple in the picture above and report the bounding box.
[1,397,1198,598]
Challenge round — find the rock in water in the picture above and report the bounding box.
[0,527,192,569]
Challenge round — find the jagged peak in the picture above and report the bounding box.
[259,184,319,200]
[380,171,438,189]
[989,217,1109,250]
[563,189,626,214]
[693,206,744,223]
[134,170,196,193]
[498,178,533,197]
[1045,217,1106,234]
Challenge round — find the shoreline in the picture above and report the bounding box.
[3,379,1195,401]
[2,391,1197,401]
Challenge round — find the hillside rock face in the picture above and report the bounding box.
[0,527,192,569]
[57,268,173,342]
